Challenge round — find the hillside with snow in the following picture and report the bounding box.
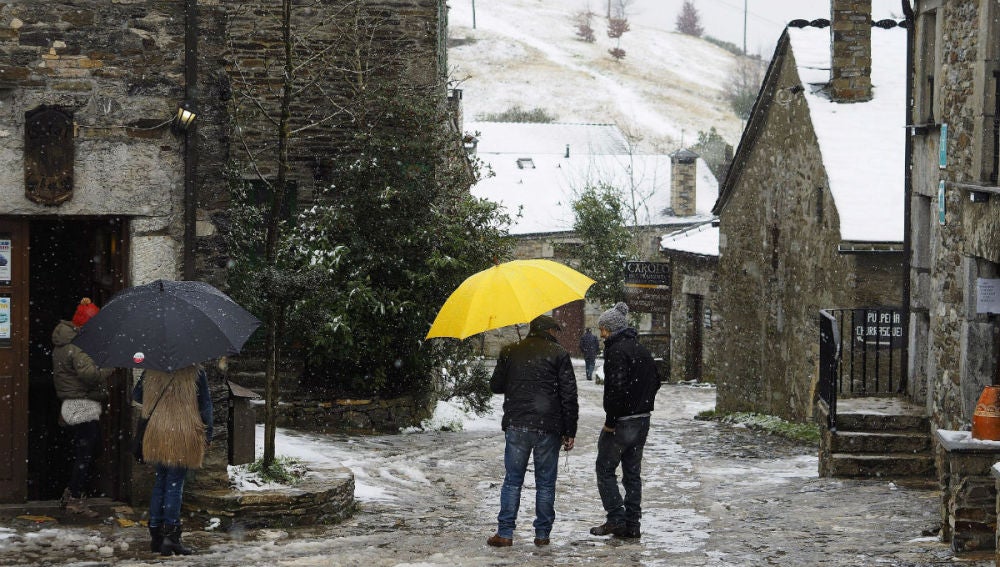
[446,0,748,151]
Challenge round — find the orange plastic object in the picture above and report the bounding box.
[972,386,1000,440]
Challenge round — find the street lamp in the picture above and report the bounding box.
[174,100,197,132]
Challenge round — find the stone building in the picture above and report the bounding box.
[660,221,720,383]
[906,0,1000,430]
[712,1,907,422]
[466,121,718,359]
[0,0,449,505]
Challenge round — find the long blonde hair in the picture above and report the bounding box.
[140,366,207,468]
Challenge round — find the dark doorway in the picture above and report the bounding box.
[27,218,127,501]
[552,300,585,356]
[686,294,704,381]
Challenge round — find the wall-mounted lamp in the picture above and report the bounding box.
[174,100,197,132]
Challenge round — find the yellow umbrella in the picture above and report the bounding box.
[426,259,596,340]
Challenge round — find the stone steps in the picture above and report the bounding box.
[821,398,935,480]
[829,452,936,478]
[831,430,932,454]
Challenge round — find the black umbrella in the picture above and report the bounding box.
[73,279,261,372]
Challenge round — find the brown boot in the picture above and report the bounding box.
[487,534,513,547]
[65,496,99,519]
[533,537,550,546]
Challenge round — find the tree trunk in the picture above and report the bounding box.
[262,0,295,468]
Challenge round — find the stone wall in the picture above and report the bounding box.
[665,251,719,383]
[275,394,436,433]
[0,0,189,280]
[715,40,904,422]
[910,0,1000,431]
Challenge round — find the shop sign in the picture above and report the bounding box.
[623,261,671,314]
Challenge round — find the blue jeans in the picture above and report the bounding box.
[595,416,650,529]
[584,358,596,380]
[497,427,562,539]
[149,464,188,527]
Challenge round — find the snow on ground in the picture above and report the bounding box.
[447,0,746,150]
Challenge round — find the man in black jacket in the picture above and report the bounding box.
[590,302,660,540]
[487,315,578,548]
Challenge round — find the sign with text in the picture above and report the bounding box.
[0,238,10,284]
[977,278,1000,314]
[852,308,904,347]
[0,296,10,343]
[623,261,671,314]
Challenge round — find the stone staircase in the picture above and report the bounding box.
[819,397,936,481]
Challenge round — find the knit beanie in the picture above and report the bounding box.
[72,298,100,328]
[597,302,629,333]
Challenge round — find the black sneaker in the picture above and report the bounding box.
[613,525,641,539]
[590,522,624,536]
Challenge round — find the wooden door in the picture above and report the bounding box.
[0,218,29,502]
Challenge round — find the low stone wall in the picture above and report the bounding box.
[185,464,355,530]
[936,429,1000,552]
[275,395,435,433]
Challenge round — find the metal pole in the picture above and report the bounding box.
[472,0,476,29]
[183,0,198,281]
[743,0,748,55]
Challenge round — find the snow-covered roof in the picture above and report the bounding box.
[660,222,719,258]
[468,122,719,235]
[787,22,906,243]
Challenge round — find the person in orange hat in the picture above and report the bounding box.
[52,298,114,518]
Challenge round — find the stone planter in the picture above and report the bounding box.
[185,464,356,530]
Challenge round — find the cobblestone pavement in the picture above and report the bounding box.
[0,382,993,566]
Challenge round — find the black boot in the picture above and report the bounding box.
[149,525,163,553]
[160,524,194,556]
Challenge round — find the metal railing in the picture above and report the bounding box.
[818,307,907,431]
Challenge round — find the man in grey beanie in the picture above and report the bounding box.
[590,302,660,539]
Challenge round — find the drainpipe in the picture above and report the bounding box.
[901,0,914,395]
[182,0,198,280]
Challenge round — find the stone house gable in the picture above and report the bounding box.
[712,22,906,422]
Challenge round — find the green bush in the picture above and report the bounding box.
[246,456,306,485]
[696,410,820,444]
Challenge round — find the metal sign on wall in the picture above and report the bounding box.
[851,308,904,348]
[623,261,671,314]
[25,106,74,206]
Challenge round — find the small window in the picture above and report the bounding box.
[991,70,999,183]
[516,158,535,169]
[816,186,824,222]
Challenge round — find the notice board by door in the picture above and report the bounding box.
[0,218,29,502]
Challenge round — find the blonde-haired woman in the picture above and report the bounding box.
[133,365,213,556]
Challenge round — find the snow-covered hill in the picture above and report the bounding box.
[447,0,748,151]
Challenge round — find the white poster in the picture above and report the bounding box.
[977,278,1000,314]
[0,297,10,340]
[0,239,10,282]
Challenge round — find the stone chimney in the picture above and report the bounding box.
[670,149,699,217]
[830,0,872,102]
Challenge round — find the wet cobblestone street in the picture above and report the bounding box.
[0,382,992,566]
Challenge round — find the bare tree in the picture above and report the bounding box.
[675,0,704,37]
[724,55,767,120]
[606,0,632,61]
[574,9,596,42]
